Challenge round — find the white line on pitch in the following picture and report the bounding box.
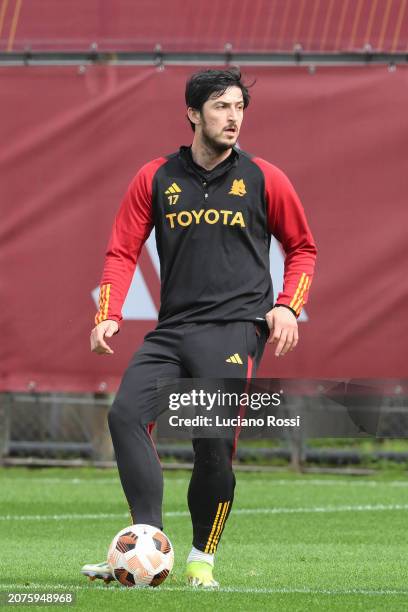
[2,477,408,488]
[167,503,408,517]
[0,583,407,596]
[0,478,120,485]
[1,503,408,522]
[240,479,408,488]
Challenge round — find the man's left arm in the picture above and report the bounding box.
[253,158,317,356]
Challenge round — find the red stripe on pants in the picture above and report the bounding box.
[147,421,161,465]
[232,355,253,457]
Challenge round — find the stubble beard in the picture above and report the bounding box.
[201,123,237,155]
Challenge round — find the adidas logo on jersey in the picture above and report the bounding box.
[226,353,243,364]
[165,182,181,205]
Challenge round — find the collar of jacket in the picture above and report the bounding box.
[178,145,239,183]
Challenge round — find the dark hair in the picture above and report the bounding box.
[185,67,251,131]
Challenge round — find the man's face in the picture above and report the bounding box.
[194,86,244,152]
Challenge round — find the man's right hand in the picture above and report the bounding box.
[90,320,119,355]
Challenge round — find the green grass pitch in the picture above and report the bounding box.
[1,467,408,611]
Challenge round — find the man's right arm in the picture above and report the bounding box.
[91,157,166,354]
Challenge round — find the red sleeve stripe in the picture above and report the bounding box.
[95,285,104,325]
[293,277,311,315]
[95,283,111,325]
[289,273,307,308]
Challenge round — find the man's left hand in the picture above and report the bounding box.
[265,307,298,357]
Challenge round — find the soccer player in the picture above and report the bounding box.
[82,68,317,588]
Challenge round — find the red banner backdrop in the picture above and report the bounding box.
[1,0,407,53]
[1,65,407,391]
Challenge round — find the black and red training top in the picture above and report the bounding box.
[95,146,317,327]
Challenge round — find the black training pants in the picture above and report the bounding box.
[108,320,267,553]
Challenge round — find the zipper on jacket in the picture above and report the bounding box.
[201,178,209,201]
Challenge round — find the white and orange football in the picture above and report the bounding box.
[107,524,174,588]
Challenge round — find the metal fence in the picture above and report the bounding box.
[1,388,408,469]
[0,392,113,462]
